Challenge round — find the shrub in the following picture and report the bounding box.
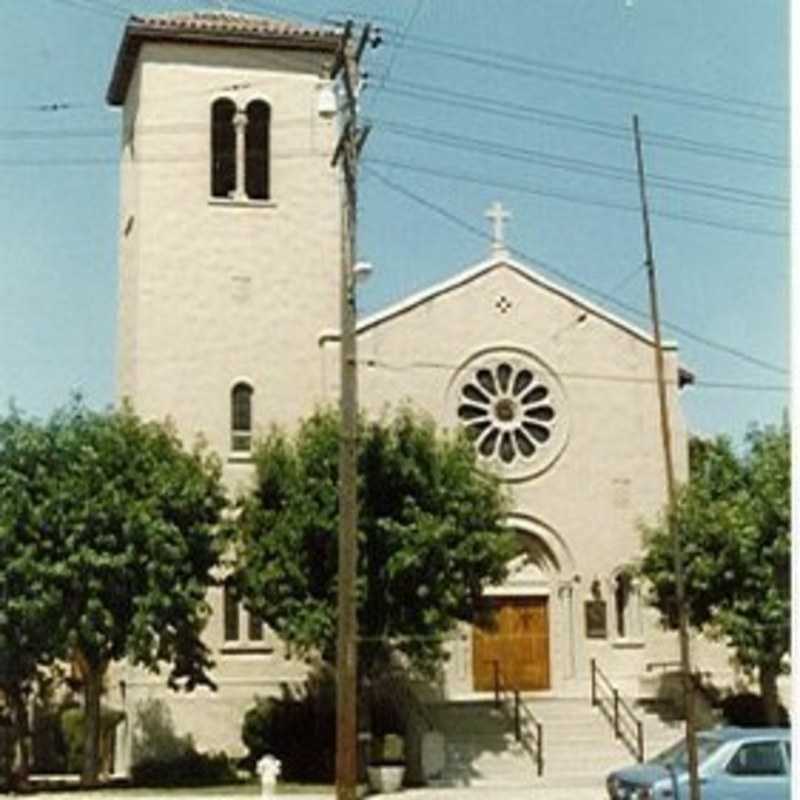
[61,705,125,773]
[720,692,789,727]
[131,750,237,787]
[129,700,239,787]
[242,677,336,782]
[131,698,193,764]
[31,701,75,774]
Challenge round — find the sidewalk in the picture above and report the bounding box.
[38,785,605,800]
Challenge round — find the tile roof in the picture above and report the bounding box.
[129,11,337,42]
[107,11,340,105]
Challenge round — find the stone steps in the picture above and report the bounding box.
[424,695,685,788]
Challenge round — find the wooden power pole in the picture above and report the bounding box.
[632,114,700,800]
[330,21,374,800]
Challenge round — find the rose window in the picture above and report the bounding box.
[457,362,556,465]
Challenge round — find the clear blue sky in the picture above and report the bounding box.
[0,0,789,443]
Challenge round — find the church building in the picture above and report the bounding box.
[104,10,729,770]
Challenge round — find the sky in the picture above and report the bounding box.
[0,0,789,444]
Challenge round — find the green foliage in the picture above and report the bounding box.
[131,750,238,787]
[45,401,226,688]
[0,412,67,699]
[0,399,228,784]
[131,698,194,764]
[60,705,125,772]
[241,676,336,781]
[31,699,77,774]
[640,423,790,715]
[720,692,789,728]
[370,734,405,765]
[128,698,238,787]
[230,407,514,678]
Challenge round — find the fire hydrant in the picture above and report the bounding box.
[256,754,281,797]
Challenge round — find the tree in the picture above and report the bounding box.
[229,407,515,682]
[0,413,66,789]
[640,422,790,725]
[0,401,228,786]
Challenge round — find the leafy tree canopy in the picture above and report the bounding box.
[0,400,228,784]
[229,407,515,678]
[43,401,227,687]
[0,412,68,788]
[640,422,790,722]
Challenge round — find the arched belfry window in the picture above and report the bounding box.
[211,98,237,198]
[245,100,271,200]
[231,382,253,452]
[210,98,271,201]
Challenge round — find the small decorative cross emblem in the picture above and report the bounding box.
[495,295,513,314]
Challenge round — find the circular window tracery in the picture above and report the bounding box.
[458,362,557,465]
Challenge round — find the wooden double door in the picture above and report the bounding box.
[473,596,550,691]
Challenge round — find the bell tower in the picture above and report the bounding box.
[107,12,341,464]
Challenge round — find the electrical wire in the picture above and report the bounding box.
[370,118,788,209]
[362,165,788,377]
[386,31,788,124]
[363,157,787,239]
[378,78,787,170]
[355,359,788,394]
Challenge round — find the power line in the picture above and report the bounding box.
[272,10,786,118]
[355,359,788,393]
[386,31,788,123]
[367,0,426,111]
[362,165,788,377]
[378,78,788,170]
[364,157,788,239]
[370,118,788,209]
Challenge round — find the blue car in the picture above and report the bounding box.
[606,727,790,799]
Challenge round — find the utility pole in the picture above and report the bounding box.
[632,114,700,800]
[330,21,375,800]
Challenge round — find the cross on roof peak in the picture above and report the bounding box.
[485,201,511,255]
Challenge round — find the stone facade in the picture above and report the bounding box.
[106,12,734,769]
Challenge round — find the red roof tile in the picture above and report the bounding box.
[107,11,340,105]
[131,11,337,41]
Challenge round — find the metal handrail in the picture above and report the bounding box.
[591,658,644,762]
[492,660,544,776]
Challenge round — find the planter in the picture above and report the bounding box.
[367,764,405,793]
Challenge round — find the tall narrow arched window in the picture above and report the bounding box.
[231,382,253,452]
[245,100,271,200]
[211,98,237,198]
[614,572,631,638]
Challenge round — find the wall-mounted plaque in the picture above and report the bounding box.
[585,599,607,639]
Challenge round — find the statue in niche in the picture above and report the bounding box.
[584,578,607,639]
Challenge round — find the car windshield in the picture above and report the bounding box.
[652,736,723,770]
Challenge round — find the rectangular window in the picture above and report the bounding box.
[248,612,264,642]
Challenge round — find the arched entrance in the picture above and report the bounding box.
[472,526,564,691]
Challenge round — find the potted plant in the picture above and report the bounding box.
[367,733,406,793]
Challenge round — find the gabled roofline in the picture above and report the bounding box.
[319,255,678,350]
[107,14,340,106]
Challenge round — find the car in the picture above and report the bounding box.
[606,726,790,800]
